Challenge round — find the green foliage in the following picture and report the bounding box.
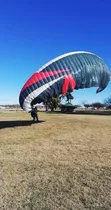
[43,92,74,112]
[48,96,60,111]
[46,92,74,111]
[44,95,61,111]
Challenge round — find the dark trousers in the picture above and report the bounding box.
[33,113,39,122]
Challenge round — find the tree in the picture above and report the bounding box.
[83,102,104,110]
[43,101,49,112]
[84,104,91,109]
[44,96,61,112]
[49,96,60,111]
[104,97,111,109]
[44,92,74,112]
[91,102,104,110]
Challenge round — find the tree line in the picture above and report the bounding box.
[1,94,111,111]
[43,94,111,112]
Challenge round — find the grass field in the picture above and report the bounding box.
[0,111,111,210]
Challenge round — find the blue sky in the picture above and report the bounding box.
[0,0,111,105]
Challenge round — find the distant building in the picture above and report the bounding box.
[0,106,5,110]
[35,104,45,111]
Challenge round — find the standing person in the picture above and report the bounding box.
[30,106,39,122]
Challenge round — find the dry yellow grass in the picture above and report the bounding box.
[0,111,111,210]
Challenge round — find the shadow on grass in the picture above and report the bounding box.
[0,120,45,129]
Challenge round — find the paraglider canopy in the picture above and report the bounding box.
[19,51,110,111]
